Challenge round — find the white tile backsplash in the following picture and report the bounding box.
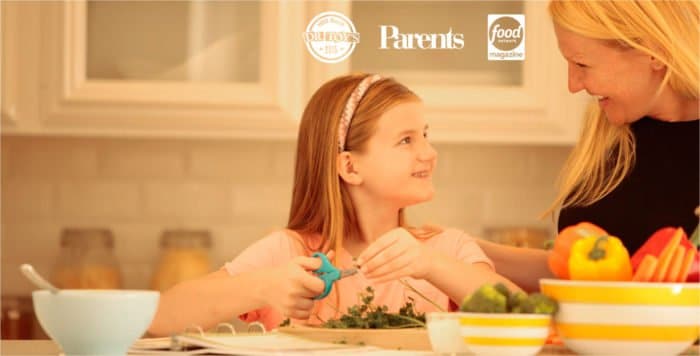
[4,138,100,179]
[56,180,141,220]
[270,143,296,180]
[143,181,232,222]
[231,183,292,223]
[1,136,571,294]
[1,179,54,220]
[482,186,557,227]
[449,145,533,187]
[99,139,187,180]
[187,141,274,183]
[111,223,164,263]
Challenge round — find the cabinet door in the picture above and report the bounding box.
[306,1,588,144]
[2,2,22,130]
[1,1,42,134]
[36,0,305,138]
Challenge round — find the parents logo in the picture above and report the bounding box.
[303,11,360,64]
[487,14,525,60]
[379,26,464,50]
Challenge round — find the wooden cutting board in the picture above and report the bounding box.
[278,325,431,351]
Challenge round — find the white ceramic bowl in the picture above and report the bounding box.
[33,290,159,356]
[458,312,551,356]
[426,312,472,354]
[540,279,700,355]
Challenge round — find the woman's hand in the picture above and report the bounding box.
[356,227,436,283]
[260,255,326,320]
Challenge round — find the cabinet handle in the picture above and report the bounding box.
[1,105,17,123]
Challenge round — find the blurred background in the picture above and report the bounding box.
[1,0,587,338]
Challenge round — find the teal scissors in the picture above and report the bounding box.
[312,252,358,300]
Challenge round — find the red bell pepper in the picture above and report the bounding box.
[631,227,699,282]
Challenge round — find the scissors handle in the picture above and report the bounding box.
[312,252,339,300]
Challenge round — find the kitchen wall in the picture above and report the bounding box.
[1,136,570,295]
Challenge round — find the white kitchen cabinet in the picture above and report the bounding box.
[1,1,41,131]
[2,0,586,144]
[2,0,304,138]
[306,1,588,145]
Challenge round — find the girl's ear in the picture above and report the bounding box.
[337,152,363,185]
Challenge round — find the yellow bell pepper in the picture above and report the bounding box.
[568,235,633,281]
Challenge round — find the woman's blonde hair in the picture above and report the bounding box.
[545,0,699,216]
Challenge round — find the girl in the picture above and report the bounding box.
[148,74,519,336]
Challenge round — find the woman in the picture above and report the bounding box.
[479,0,699,292]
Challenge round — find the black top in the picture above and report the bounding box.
[558,117,699,254]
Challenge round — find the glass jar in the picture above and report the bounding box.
[51,228,122,289]
[150,229,212,292]
[1,296,33,339]
[483,226,551,249]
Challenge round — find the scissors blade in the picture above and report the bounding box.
[339,268,358,279]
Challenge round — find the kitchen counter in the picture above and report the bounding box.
[2,340,699,355]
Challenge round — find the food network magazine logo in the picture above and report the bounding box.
[303,11,360,63]
[487,14,525,60]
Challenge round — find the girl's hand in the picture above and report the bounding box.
[261,255,327,320]
[356,228,436,283]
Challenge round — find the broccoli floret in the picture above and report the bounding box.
[519,293,558,315]
[493,283,512,299]
[460,285,507,313]
[507,291,528,312]
[460,284,558,315]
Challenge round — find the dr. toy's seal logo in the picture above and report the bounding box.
[487,14,525,60]
[303,11,360,63]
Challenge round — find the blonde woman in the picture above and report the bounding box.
[148,74,519,336]
[479,0,699,292]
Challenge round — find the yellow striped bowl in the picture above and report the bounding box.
[540,279,700,355]
[457,312,551,355]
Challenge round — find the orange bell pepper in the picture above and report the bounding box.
[548,222,607,279]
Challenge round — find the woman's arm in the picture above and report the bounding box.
[358,228,526,303]
[425,251,523,305]
[475,239,553,293]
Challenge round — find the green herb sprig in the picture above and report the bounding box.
[322,286,426,329]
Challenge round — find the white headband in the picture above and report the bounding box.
[338,74,382,152]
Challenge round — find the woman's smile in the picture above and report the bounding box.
[411,170,431,179]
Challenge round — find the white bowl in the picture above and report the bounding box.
[458,312,551,356]
[540,279,700,355]
[33,290,159,356]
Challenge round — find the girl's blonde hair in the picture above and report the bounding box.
[287,73,439,256]
[286,73,440,320]
[544,0,699,216]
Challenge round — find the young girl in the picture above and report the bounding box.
[148,74,519,336]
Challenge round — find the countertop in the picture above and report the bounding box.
[1,340,699,356]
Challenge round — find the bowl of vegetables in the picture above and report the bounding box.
[448,283,557,356]
[540,279,700,355]
[543,223,700,355]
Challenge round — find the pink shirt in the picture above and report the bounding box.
[223,228,494,331]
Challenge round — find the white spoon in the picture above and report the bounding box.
[20,264,60,294]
